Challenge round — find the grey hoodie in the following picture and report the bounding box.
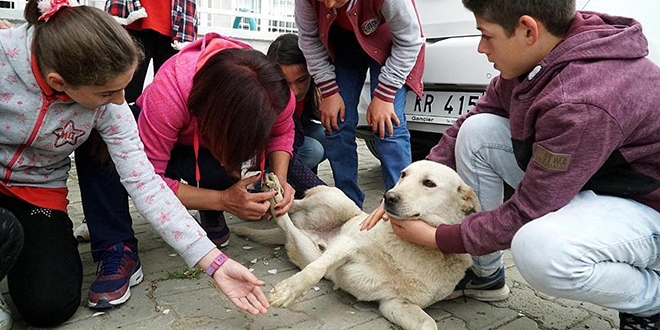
[0,23,215,267]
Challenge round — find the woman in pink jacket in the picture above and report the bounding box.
[75,31,297,309]
[135,33,297,245]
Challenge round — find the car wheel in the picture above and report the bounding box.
[410,131,442,161]
[356,126,442,162]
[356,126,381,160]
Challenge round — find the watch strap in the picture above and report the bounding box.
[205,252,228,277]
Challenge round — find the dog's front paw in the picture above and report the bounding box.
[269,275,308,307]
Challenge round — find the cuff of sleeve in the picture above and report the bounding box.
[373,82,398,103]
[435,224,467,254]
[181,238,217,268]
[317,79,339,99]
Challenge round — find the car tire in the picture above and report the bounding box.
[356,126,442,162]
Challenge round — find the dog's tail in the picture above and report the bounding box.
[232,225,287,245]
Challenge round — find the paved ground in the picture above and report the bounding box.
[2,141,620,330]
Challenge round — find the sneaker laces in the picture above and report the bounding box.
[96,248,125,276]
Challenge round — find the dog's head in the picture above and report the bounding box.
[383,160,480,226]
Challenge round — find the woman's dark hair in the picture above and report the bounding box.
[188,48,290,175]
[25,0,142,86]
[266,33,320,116]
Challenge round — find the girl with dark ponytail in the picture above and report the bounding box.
[0,1,269,327]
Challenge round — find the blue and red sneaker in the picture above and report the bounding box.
[88,242,143,309]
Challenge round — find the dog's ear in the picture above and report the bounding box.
[458,184,481,215]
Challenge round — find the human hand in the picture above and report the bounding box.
[0,20,13,29]
[213,258,270,315]
[360,201,388,231]
[272,181,294,217]
[389,218,437,248]
[367,97,400,139]
[319,93,345,133]
[221,173,277,220]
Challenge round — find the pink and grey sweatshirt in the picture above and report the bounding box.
[428,12,660,256]
[136,33,295,194]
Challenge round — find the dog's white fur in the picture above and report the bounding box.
[233,160,477,330]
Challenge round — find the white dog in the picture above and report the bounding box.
[234,160,477,330]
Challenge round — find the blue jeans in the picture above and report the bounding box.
[297,121,326,169]
[454,114,523,276]
[328,30,411,208]
[459,113,660,316]
[75,112,139,261]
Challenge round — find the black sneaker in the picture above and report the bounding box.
[445,266,510,301]
[199,211,230,248]
[620,312,660,329]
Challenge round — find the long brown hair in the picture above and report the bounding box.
[188,48,290,175]
[25,0,142,86]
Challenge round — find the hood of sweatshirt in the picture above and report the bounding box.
[518,11,648,96]
[0,23,41,95]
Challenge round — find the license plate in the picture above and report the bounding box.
[406,91,484,125]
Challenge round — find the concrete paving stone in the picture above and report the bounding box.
[153,278,214,300]
[347,317,398,330]
[170,315,246,330]
[490,280,591,329]
[573,302,618,328]
[496,316,540,330]
[438,298,520,330]
[253,319,324,330]
[425,303,452,321]
[569,315,616,330]
[156,283,244,320]
[137,247,191,279]
[100,306,176,330]
[435,316,470,329]
[249,307,325,329]
[541,295,618,328]
[55,310,108,330]
[289,294,381,329]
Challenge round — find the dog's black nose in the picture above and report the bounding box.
[384,191,400,207]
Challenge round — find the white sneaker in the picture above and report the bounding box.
[0,294,12,330]
[74,218,90,242]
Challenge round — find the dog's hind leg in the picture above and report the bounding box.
[379,298,437,330]
[270,237,359,307]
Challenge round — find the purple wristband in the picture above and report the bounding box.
[205,252,229,276]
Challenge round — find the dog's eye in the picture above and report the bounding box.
[423,179,436,188]
[400,171,406,179]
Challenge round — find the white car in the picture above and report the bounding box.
[357,0,660,160]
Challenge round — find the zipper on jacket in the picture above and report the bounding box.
[3,95,56,184]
